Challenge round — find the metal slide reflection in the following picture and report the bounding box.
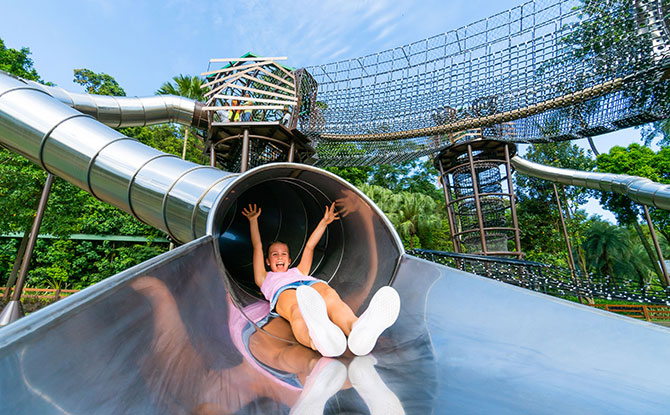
[1,235,670,413]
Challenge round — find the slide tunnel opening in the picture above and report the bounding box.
[209,164,404,337]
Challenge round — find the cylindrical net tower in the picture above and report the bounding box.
[435,139,522,258]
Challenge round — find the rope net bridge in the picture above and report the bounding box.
[297,0,670,167]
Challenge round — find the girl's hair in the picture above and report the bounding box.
[266,240,289,258]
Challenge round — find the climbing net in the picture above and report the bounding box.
[303,0,670,166]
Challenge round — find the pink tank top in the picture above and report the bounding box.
[260,267,318,302]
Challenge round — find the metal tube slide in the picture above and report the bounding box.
[512,155,670,210]
[0,70,403,302]
[23,79,208,129]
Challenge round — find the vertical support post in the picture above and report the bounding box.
[181,127,190,160]
[290,71,302,131]
[0,174,54,326]
[438,159,460,253]
[210,144,216,167]
[3,230,30,301]
[504,144,522,257]
[288,141,296,163]
[553,183,583,304]
[240,129,250,173]
[466,144,488,254]
[643,205,670,286]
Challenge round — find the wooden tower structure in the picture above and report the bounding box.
[200,54,317,172]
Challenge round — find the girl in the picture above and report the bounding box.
[242,202,400,357]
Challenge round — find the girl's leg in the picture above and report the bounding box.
[279,286,348,357]
[311,282,358,335]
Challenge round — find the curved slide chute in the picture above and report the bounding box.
[512,155,670,210]
[1,70,670,413]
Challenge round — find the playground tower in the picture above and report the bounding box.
[435,139,522,258]
[200,54,317,172]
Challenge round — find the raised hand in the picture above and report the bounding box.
[242,203,261,221]
[322,202,340,225]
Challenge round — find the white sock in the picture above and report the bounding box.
[296,285,347,357]
[347,286,400,356]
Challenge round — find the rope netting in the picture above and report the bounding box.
[301,0,670,166]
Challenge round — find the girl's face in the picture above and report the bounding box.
[266,242,291,272]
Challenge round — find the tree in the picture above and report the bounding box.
[323,166,372,187]
[0,38,41,81]
[595,143,670,286]
[73,68,126,96]
[387,192,442,249]
[156,74,205,101]
[0,62,170,291]
[156,74,206,160]
[368,158,442,200]
[561,0,670,146]
[358,184,442,250]
[515,139,595,269]
[582,220,635,283]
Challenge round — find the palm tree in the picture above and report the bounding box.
[358,184,395,213]
[582,221,634,283]
[156,75,205,159]
[387,192,442,250]
[358,184,442,249]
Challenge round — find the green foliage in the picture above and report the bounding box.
[122,124,206,164]
[358,184,444,250]
[323,166,372,187]
[73,68,126,96]
[596,144,670,241]
[516,140,595,205]
[0,38,40,81]
[0,53,180,291]
[515,195,568,267]
[156,74,205,101]
[367,159,443,201]
[515,140,595,266]
[582,220,633,280]
[562,0,670,145]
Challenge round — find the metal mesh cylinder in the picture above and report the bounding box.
[435,139,522,258]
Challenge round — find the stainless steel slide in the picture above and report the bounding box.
[1,70,670,413]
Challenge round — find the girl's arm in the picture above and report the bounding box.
[297,202,339,275]
[242,204,267,287]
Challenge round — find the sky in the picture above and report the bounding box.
[0,0,652,223]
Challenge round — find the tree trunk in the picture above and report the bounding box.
[631,220,667,287]
[3,231,30,301]
[560,186,590,279]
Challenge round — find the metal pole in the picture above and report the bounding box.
[642,205,670,286]
[587,137,600,156]
[241,129,250,173]
[181,127,190,160]
[0,174,54,326]
[466,144,488,254]
[3,230,30,302]
[288,141,296,163]
[553,183,582,303]
[438,159,460,253]
[210,144,216,167]
[504,144,523,257]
